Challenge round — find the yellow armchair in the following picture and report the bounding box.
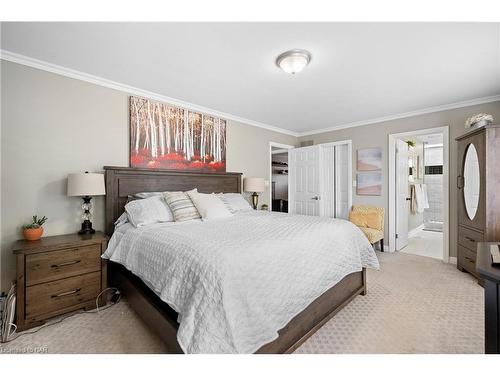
[349,205,385,251]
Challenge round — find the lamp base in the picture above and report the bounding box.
[78,220,95,235]
[251,192,259,210]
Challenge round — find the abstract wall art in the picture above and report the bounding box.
[357,147,382,171]
[356,172,382,196]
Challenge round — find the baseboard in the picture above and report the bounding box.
[408,224,425,238]
[448,256,457,265]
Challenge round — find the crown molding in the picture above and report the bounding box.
[0,49,300,137]
[2,49,499,139]
[299,94,500,137]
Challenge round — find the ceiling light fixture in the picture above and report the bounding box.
[276,49,312,74]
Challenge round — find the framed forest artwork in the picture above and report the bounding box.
[129,96,226,172]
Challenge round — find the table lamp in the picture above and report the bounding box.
[244,177,265,209]
[67,171,106,234]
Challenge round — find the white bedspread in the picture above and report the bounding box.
[103,211,379,353]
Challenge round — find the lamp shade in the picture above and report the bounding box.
[67,172,105,197]
[244,177,265,193]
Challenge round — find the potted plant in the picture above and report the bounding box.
[23,215,48,241]
[405,140,416,149]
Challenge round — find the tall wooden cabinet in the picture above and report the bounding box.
[456,124,500,279]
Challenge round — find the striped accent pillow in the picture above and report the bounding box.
[163,189,201,222]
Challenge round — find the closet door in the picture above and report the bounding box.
[334,143,350,219]
[289,142,352,218]
[320,144,336,218]
[289,146,321,216]
[320,143,349,219]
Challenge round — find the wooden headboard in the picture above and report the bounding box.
[104,166,242,236]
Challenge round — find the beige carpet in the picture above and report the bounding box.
[0,252,484,354]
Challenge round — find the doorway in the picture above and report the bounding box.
[269,142,294,212]
[388,126,449,262]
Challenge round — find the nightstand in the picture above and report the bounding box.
[12,231,108,331]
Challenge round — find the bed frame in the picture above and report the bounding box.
[104,166,367,353]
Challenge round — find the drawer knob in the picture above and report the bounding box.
[51,288,81,298]
[464,236,476,242]
[465,256,476,263]
[51,260,81,268]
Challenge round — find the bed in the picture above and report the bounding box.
[103,166,379,353]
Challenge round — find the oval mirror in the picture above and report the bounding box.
[463,143,480,220]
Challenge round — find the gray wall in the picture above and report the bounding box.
[0,61,296,292]
[298,100,500,257]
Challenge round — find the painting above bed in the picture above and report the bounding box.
[129,96,226,171]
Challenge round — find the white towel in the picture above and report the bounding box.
[415,183,429,213]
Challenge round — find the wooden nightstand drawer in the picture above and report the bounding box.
[13,231,108,331]
[26,271,101,320]
[26,244,101,286]
[458,245,478,277]
[458,225,483,253]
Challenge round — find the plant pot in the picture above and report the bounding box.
[23,227,43,241]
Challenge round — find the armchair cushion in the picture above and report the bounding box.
[364,212,383,231]
[350,205,384,231]
[359,227,384,244]
[348,211,365,227]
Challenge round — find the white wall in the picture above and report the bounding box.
[0,61,296,292]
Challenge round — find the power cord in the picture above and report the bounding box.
[2,287,121,343]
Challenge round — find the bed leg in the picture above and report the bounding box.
[380,238,384,252]
[361,268,367,296]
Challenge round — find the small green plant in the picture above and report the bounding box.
[24,215,48,229]
[405,140,416,148]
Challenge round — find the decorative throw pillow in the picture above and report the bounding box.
[125,196,174,227]
[348,211,367,228]
[127,191,174,217]
[163,189,201,222]
[217,193,253,213]
[187,191,232,221]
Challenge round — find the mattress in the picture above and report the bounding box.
[103,210,379,353]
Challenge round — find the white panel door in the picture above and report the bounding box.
[335,143,350,219]
[289,146,321,216]
[320,145,335,218]
[396,139,409,250]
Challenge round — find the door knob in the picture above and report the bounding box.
[311,196,320,200]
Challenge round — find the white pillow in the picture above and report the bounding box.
[188,191,233,220]
[133,191,165,199]
[114,212,129,228]
[217,193,253,213]
[125,195,174,227]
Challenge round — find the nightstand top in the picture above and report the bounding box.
[476,242,500,283]
[12,231,108,254]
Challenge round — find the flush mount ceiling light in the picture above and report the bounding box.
[276,49,312,74]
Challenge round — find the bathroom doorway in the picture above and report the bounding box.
[388,126,449,262]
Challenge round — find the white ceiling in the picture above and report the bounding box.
[1,22,499,134]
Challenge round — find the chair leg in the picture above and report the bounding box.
[380,238,384,252]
